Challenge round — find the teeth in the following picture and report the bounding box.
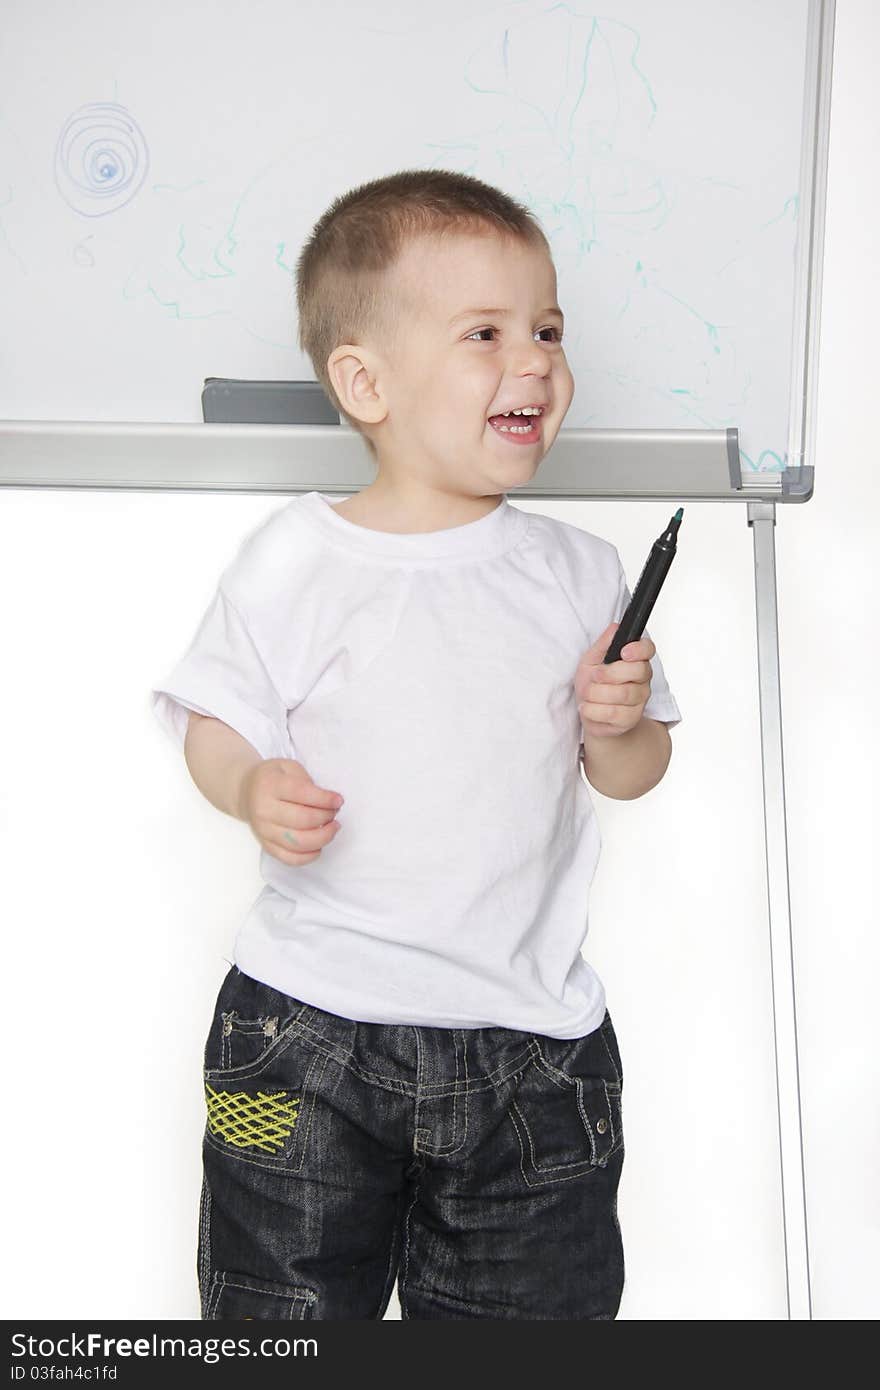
[503,406,542,416]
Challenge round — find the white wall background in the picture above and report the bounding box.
[2,0,876,1319]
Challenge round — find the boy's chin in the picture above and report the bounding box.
[483,428,547,468]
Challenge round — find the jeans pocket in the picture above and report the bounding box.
[203,1042,328,1175]
[203,965,312,1075]
[202,970,328,1174]
[502,1025,623,1187]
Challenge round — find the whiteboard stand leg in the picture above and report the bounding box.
[747,500,813,1319]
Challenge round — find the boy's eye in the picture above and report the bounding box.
[466,326,563,343]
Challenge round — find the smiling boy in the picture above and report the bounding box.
[152,168,682,1320]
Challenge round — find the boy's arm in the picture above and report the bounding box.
[184,712,263,821]
[580,716,672,800]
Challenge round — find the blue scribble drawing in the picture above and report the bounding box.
[54,102,149,216]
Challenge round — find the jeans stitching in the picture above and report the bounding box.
[197,1174,212,1317]
[375,1187,407,1319]
[506,1046,625,1181]
[206,1270,317,1319]
[598,1019,622,1087]
[508,1095,602,1186]
[534,1035,623,1161]
[397,1171,424,1319]
[203,1048,329,1174]
[413,1030,471,1157]
[509,1089,599,1180]
[208,1015,536,1098]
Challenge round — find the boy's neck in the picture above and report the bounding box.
[330,484,504,535]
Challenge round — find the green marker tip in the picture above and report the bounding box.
[674,507,683,522]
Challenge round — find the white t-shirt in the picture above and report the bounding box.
[151,491,682,1038]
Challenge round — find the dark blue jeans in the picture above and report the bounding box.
[198,965,625,1319]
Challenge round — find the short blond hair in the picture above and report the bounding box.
[295,168,550,458]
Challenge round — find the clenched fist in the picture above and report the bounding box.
[239,758,344,865]
[574,621,656,739]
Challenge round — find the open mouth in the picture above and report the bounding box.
[487,407,545,443]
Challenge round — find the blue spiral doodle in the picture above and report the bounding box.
[54,102,149,216]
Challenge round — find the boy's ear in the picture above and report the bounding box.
[326,345,388,426]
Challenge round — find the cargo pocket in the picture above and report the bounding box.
[504,1030,623,1187]
[205,1269,318,1320]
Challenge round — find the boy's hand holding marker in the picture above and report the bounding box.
[574,622,656,739]
[576,507,683,740]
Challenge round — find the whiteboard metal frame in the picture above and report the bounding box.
[0,419,802,499]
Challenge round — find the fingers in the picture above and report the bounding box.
[283,801,341,831]
[587,678,647,705]
[578,701,625,727]
[261,808,341,865]
[276,793,341,843]
[579,713,621,736]
[614,634,655,659]
[279,766,344,812]
[247,762,345,865]
[597,658,652,684]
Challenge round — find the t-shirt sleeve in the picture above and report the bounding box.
[150,584,293,762]
[610,554,683,730]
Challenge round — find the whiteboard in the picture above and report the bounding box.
[1,0,821,475]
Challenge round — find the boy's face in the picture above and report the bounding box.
[331,230,574,497]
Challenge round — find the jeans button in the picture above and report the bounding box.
[596,1118,608,1134]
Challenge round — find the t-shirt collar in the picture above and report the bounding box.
[298,491,529,562]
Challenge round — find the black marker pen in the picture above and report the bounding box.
[604,507,684,665]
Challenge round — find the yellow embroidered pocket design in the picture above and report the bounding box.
[205,1082,300,1154]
